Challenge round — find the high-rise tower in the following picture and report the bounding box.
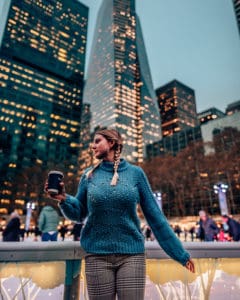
[156,79,199,137]
[232,0,240,36]
[0,0,88,214]
[83,0,161,163]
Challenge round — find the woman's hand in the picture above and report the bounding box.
[44,181,66,203]
[185,259,195,273]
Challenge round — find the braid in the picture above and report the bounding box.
[110,144,121,186]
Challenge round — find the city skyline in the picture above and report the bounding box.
[80,0,240,113]
[0,0,239,218]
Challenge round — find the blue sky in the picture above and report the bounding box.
[80,0,240,113]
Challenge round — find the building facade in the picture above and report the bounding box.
[0,0,88,215]
[156,79,199,137]
[146,126,202,158]
[201,111,240,147]
[198,107,225,125]
[78,103,93,175]
[83,0,161,163]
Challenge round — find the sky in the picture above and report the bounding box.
[80,0,240,113]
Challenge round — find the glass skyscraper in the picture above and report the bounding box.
[156,79,199,137]
[0,0,88,215]
[0,0,87,81]
[83,0,161,163]
[78,103,93,174]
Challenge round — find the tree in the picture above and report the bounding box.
[142,134,240,217]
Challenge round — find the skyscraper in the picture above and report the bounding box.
[83,0,161,163]
[0,0,88,214]
[156,79,199,137]
[232,0,240,36]
[78,103,93,174]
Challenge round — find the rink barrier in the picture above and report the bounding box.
[0,241,239,299]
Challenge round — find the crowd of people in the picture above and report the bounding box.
[1,208,240,243]
[142,210,240,242]
[0,206,84,242]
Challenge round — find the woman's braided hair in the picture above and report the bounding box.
[86,128,123,185]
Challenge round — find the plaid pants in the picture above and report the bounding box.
[85,253,146,300]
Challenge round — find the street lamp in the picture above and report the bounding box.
[153,191,162,210]
[213,182,229,215]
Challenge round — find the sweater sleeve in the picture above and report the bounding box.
[137,167,190,266]
[59,171,88,223]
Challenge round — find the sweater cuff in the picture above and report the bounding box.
[181,252,190,266]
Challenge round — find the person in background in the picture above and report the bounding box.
[183,227,188,241]
[189,226,195,242]
[142,224,153,241]
[38,199,60,241]
[174,224,182,238]
[59,224,68,241]
[217,224,229,242]
[19,225,26,241]
[198,210,219,241]
[33,226,42,241]
[2,211,21,242]
[71,222,83,241]
[45,128,195,300]
[222,215,240,241]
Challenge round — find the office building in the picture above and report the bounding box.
[146,126,202,158]
[156,79,199,137]
[0,0,88,214]
[0,0,87,81]
[201,111,240,155]
[198,107,225,125]
[83,0,161,163]
[147,110,240,159]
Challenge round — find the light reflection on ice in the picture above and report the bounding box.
[0,267,240,299]
[145,270,240,300]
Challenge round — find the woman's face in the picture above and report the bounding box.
[92,134,114,160]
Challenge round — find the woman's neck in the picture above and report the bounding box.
[102,151,115,162]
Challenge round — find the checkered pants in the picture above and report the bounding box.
[85,253,146,300]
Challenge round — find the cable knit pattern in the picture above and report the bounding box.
[59,159,190,266]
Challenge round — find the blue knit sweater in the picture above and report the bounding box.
[59,159,190,266]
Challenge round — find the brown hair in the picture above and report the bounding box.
[87,128,123,185]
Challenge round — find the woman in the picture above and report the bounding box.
[38,199,60,241]
[2,211,21,242]
[46,128,195,300]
